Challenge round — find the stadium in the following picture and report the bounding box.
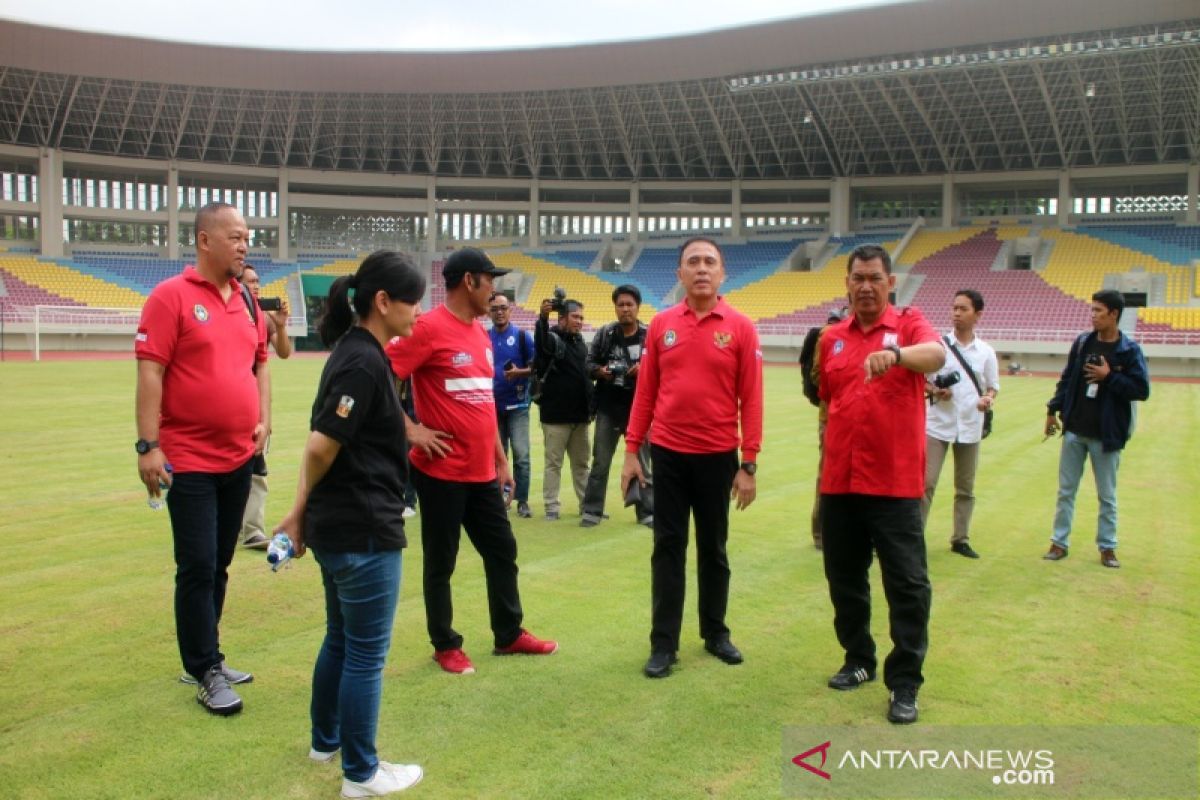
[1,0,1197,797]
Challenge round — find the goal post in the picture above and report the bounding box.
[33,305,142,362]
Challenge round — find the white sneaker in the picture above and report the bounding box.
[402,507,417,519]
[342,761,423,797]
[309,747,338,763]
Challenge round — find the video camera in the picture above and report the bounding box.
[548,286,567,314]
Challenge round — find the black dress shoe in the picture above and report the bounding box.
[704,638,743,665]
[644,651,677,678]
[887,686,919,724]
[951,541,980,559]
[827,664,876,690]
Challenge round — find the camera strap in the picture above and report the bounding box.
[943,335,985,398]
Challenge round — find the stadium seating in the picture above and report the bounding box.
[1041,229,1193,305]
[905,229,1092,341]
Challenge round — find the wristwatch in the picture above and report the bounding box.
[739,462,757,476]
[135,438,159,455]
[885,344,903,367]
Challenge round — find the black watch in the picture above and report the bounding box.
[739,462,757,476]
[135,438,159,455]
[885,344,903,367]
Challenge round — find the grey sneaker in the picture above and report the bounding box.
[196,665,243,715]
[545,510,560,521]
[310,747,339,763]
[516,502,532,518]
[180,661,253,686]
[580,514,601,528]
[638,515,654,528]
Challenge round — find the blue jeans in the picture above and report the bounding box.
[1052,431,1121,551]
[498,407,531,503]
[310,548,402,782]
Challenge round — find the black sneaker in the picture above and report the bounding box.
[951,542,980,559]
[196,665,243,716]
[888,686,919,724]
[644,651,677,678]
[827,665,875,690]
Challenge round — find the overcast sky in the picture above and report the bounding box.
[0,0,907,51]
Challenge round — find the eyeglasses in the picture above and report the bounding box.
[489,305,509,312]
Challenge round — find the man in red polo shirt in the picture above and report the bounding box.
[135,202,269,716]
[817,243,944,725]
[621,237,763,679]
[387,247,557,676]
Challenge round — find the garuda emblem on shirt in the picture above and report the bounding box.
[713,331,732,349]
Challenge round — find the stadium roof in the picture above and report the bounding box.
[1,0,1197,179]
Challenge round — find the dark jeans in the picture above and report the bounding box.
[311,547,401,783]
[649,445,739,653]
[412,466,524,651]
[581,408,653,521]
[165,458,254,680]
[820,493,931,689]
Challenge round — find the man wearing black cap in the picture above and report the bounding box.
[387,247,558,676]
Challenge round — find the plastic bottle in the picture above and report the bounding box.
[147,464,173,511]
[267,532,294,571]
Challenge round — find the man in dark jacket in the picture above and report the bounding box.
[535,297,591,520]
[581,285,652,528]
[1043,289,1150,569]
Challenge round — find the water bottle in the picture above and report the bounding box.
[147,464,173,511]
[267,532,294,571]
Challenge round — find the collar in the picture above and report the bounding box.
[679,296,729,320]
[850,304,898,335]
[183,265,239,296]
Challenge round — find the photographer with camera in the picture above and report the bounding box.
[1043,290,1149,569]
[580,285,651,528]
[920,290,999,560]
[236,265,292,551]
[535,290,591,520]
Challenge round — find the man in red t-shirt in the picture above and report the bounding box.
[386,247,557,676]
[817,244,944,725]
[134,202,269,716]
[621,237,763,679]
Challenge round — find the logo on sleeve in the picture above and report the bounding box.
[664,330,677,347]
[833,339,844,356]
[713,331,732,349]
[193,305,209,323]
[336,395,356,418]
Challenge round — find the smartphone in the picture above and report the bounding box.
[1085,353,1103,366]
[258,297,282,311]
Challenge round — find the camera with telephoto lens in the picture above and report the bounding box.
[549,286,567,314]
[932,371,961,390]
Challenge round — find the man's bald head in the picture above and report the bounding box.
[195,202,240,235]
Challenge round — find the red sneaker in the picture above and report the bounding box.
[493,629,559,656]
[432,648,476,675]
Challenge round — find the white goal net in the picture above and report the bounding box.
[33,305,142,361]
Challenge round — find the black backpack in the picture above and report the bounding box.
[798,326,823,407]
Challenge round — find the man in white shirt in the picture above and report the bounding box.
[920,290,999,559]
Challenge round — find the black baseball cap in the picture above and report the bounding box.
[442,247,510,281]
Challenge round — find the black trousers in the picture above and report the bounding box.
[820,493,931,689]
[412,466,524,651]
[649,445,738,653]
[165,458,254,680]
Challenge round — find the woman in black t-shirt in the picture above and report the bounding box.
[275,250,425,797]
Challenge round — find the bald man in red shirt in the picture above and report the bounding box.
[135,202,269,716]
[622,237,763,679]
[818,244,944,725]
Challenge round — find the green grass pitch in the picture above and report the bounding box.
[0,357,1196,799]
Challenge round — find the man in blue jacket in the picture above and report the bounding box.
[488,292,536,519]
[1043,290,1150,569]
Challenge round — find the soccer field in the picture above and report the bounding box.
[0,357,1196,799]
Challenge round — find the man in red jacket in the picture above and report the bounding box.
[622,237,763,679]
